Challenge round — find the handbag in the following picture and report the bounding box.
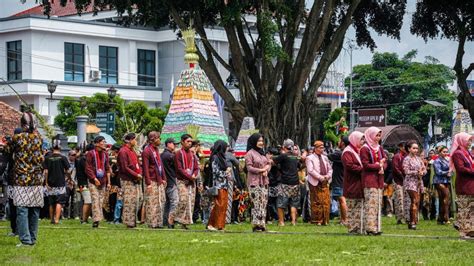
[207,186,219,197]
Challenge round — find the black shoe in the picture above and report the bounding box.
[366,231,382,236]
[181,224,189,230]
[396,220,403,225]
[408,224,417,230]
[168,224,175,229]
[454,222,460,231]
[92,222,99,228]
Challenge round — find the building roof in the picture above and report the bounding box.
[12,0,95,18]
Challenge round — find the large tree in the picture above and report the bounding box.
[349,51,455,139]
[411,1,474,121]
[46,0,406,145]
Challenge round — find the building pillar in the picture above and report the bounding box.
[76,115,88,148]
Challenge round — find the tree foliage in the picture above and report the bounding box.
[54,94,168,140]
[45,0,406,145]
[411,0,474,121]
[348,51,456,138]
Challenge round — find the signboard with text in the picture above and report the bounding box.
[96,112,115,135]
[358,108,387,127]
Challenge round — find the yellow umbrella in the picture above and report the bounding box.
[86,124,101,134]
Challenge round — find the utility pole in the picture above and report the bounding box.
[347,39,357,131]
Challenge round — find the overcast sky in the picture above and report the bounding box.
[2,0,473,81]
[327,0,474,81]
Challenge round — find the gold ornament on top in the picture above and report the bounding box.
[182,28,200,65]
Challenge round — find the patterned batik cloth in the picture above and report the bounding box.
[146,182,166,228]
[249,186,268,228]
[363,188,382,233]
[174,180,196,225]
[45,186,67,196]
[309,183,330,225]
[11,186,44,208]
[346,198,364,234]
[268,185,279,198]
[225,180,234,224]
[278,184,300,198]
[88,184,105,222]
[404,175,424,194]
[10,132,44,187]
[456,195,474,237]
[122,180,140,227]
[392,183,405,222]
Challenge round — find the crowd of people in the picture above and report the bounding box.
[1,111,474,247]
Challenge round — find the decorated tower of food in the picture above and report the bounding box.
[160,28,228,151]
[233,117,259,157]
[452,109,473,137]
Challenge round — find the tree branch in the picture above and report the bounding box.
[464,63,474,78]
[194,15,233,73]
[306,0,362,99]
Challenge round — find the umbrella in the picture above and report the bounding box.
[99,132,116,144]
[86,124,101,134]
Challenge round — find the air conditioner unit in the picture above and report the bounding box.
[90,70,102,81]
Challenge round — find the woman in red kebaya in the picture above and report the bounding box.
[342,131,365,234]
[360,127,387,235]
[450,132,474,239]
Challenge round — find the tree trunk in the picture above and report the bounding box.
[454,32,474,124]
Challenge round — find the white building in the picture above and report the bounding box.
[0,1,230,126]
[0,0,345,135]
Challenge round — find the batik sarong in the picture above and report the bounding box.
[456,195,474,237]
[174,180,195,225]
[346,198,364,234]
[122,180,140,227]
[309,183,330,225]
[146,181,166,228]
[364,188,382,233]
[393,183,404,222]
[88,184,105,222]
[249,186,268,228]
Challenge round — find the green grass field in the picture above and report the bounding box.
[0,217,472,265]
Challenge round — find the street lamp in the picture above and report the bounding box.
[107,86,117,99]
[47,80,57,99]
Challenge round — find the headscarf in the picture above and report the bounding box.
[211,140,228,171]
[20,112,36,133]
[450,132,473,171]
[247,133,265,155]
[342,131,364,165]
[364,126,382,151]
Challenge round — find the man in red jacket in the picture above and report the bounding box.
[85,136,111,228]
[173,134,199,229]
[118,133,142,228]
[391,141,406,224]
[142,131,166,228]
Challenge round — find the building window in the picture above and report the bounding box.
[64,42,84,82]
[137,49,156,87]
[99,46,118,84]
[7,40,22,81]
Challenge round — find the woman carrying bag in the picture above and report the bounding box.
[207,140,231,231]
